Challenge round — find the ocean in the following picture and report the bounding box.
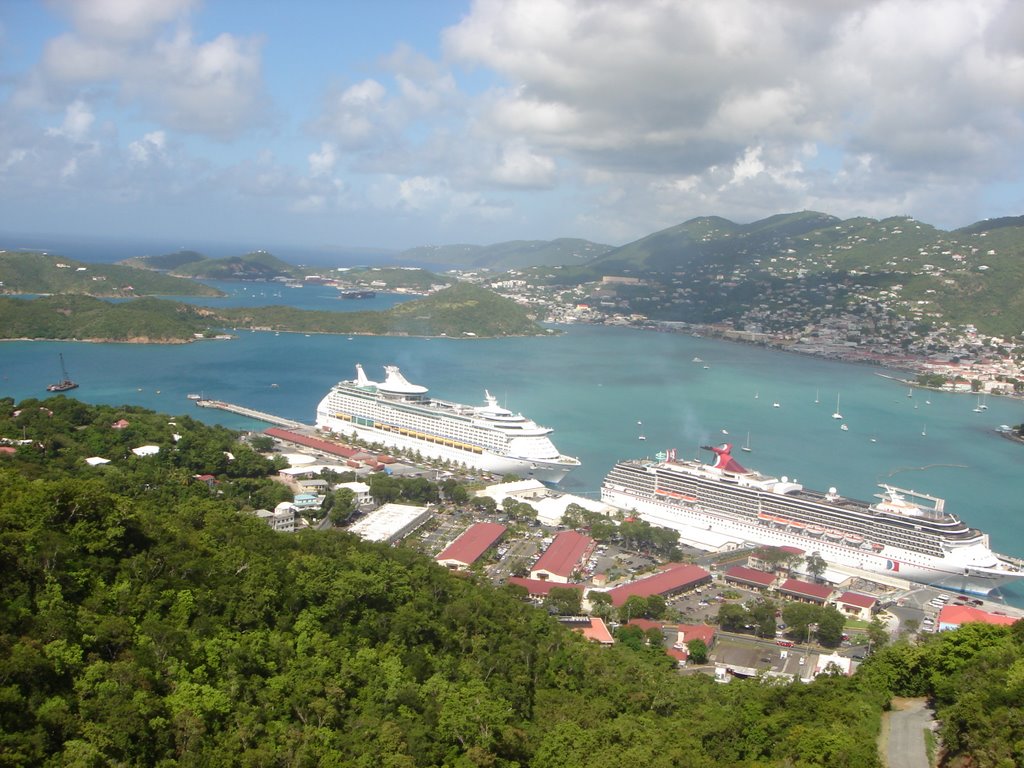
[4,280,1024,602]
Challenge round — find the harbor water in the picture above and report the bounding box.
[3,281,1024,603]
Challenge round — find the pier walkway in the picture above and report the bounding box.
[194,399,306,429]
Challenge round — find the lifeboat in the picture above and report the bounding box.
[807,525,827,536]
[824,530,843,540]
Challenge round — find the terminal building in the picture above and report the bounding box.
[436,522,507,571]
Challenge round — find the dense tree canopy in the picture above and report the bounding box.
[0,397,1021,767]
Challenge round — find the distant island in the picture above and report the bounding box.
[0,250,222,297]
[0,283,545,343]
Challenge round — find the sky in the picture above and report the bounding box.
[1,0,1023,254]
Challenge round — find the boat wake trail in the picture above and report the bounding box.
[883,463,968,478]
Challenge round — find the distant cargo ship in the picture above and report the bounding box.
[601,443,1024,594]
[339,290,376,299]
[316,364,580,483]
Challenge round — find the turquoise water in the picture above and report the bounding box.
[4,291,1024,602]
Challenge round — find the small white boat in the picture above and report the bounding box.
[840,423,849,431]
[741,432,752,452]
[638,435,647,441]
[832,393,843,420]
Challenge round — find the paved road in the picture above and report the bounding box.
[882,697,933,768]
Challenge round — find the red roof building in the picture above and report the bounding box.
[937,604,1018,631]
[678,623,716,648]
[778,578,833,603]
[111,419,130,429]
[836,591,878,621]
[724,565,777,589]
[436,522,507,571]
[264,428,359,459]
[606,564,711,607]
[530,530,593,583]
[571,617,614,645]
[507,577,584,598]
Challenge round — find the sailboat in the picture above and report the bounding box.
[921,424,927,437]
[46,353,78,392]
[831,394,843,420]
[741,432,752,452]
[973,394,988,412]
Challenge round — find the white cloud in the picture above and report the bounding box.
[28,4,269,140]
[491,140,557,188]
[46,99,95,141]
[127,131,167,165]
[50,0,199,43]
[442,0,1024,236]
[308,142,338,177]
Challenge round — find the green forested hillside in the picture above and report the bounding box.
[169,251,303,281]
[218,282,544,337]
[119,250,207,271]
[0,398,1021,766]
[0,295,217,341]
[548,211,1024,337]
[0,252,222,297]
[0,283,544,341]
[336,266,452,291]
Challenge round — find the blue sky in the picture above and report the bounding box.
[2,0,1023,254]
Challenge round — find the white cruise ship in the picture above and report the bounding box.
[601,443,1024,594]
[316,364,580,483]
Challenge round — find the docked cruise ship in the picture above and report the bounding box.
[315,364,580,483]
[601,443,1024,594]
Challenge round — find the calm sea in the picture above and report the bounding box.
[4,280,1024,602]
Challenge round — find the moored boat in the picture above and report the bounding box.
[600,442,1024,594]
[316,364,579,483]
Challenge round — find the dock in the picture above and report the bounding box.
[194,399,306,429]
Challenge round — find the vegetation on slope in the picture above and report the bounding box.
[0,284,544,341]
[543,211,1024,337]
[0,295,218,342]
[1,398,1021,766]
[0,252,222,297]
[334,266,452,291]
[219,283,545,337]
[166,250,305,281]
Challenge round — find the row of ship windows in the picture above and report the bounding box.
[609,469,944,557]
[333,408,507,451]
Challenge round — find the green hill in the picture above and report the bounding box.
[168,250,304,281]
[400,238,614,270]
[0,295,218,342]
[124,249,305,281]
[551,211,1024,337]
[2,396,1022,766]
[119,249,207,271]
[218,282,545,338]
[333,266,452,291]
[0,251,222,297]
[0,284,544,341]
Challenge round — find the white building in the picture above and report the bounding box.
[335,481,373,506]
[256,503,300,533]
[347,503,432,544]
[476,480,615,526]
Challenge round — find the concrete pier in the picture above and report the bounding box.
[194,399,306,429]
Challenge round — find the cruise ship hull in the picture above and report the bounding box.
[319,415,576,484]
[314,365,579,485]
[602,487,1018,594]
